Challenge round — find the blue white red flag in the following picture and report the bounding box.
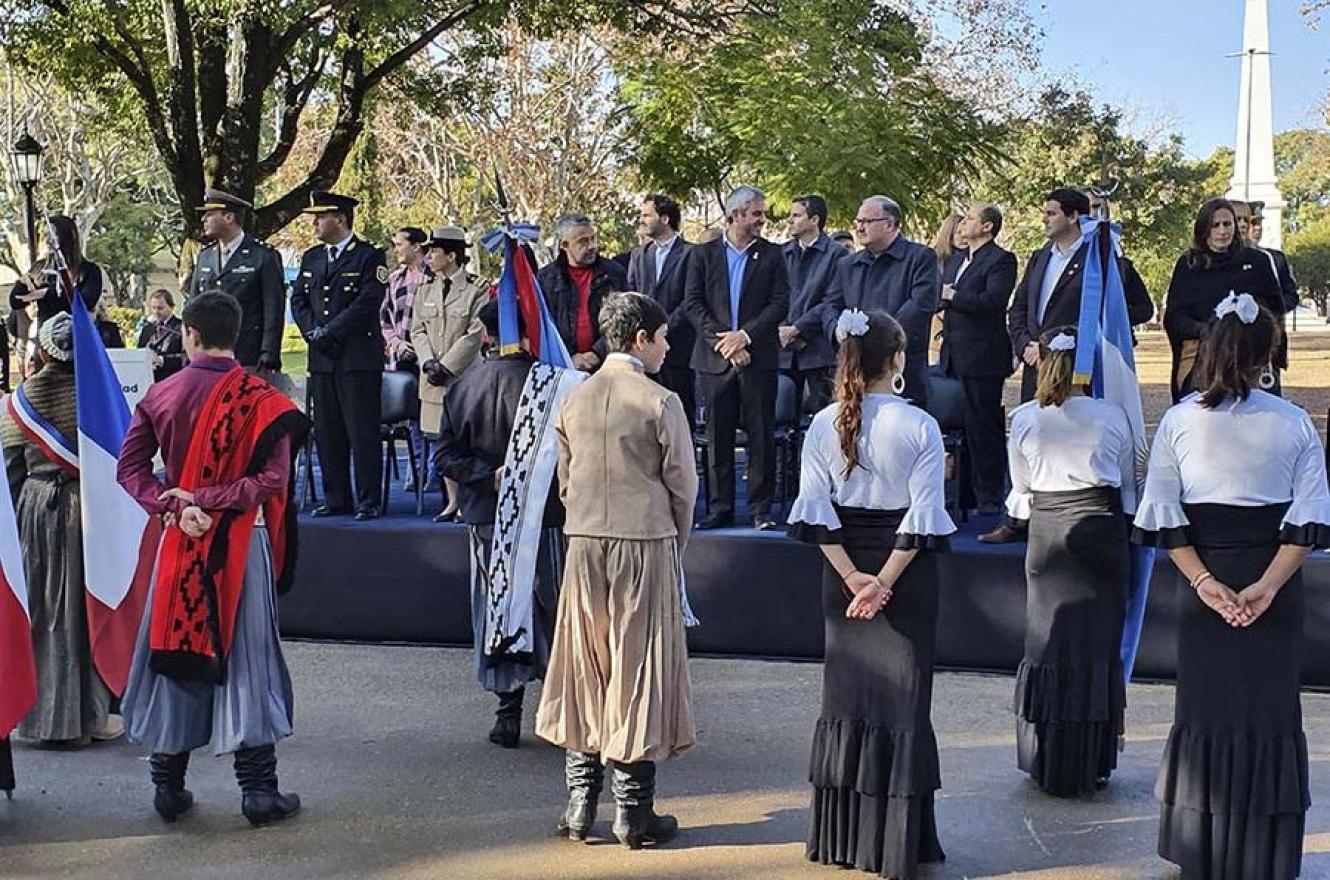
[0,424,35,738]
[481,224,572,368]
[1074,216,1155,683]
[70,292,156,695]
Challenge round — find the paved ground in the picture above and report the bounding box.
[5,643,1330,879]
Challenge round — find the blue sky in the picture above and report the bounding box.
[1032,1,1328,157]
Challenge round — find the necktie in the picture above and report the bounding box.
[327,245,339,263]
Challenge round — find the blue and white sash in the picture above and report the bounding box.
[7,386,79,476]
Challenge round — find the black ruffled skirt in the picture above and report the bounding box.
[1014,487,1128,796]
[1147,503,1309,880]
[797,506,945,879]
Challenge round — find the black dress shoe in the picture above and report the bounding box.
[695,513,734,530]
[310,505,351,518]
[432,510,458,524]
[353,506,381,521]
[751,515,777,531]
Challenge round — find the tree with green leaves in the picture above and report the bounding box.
[971,88,1220,302]
[0,0,757,243]
[616,0,1006,228]
[1286,216,1330,316]
[1274,129,1330,234]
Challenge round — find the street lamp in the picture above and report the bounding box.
[9,130,43,269]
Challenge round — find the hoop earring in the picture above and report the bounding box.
[891,372,906,395]
[1258,366,1276,390]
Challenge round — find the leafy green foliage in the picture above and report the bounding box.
[1287,215,1330,315]
[617,0,1002,227]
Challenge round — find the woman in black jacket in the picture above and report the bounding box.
[8,215,104,324]
[1164,198,1283,402]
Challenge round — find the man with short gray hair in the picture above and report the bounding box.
[537,213,628,371]
[824,195,939,407]
[684,185,790,530]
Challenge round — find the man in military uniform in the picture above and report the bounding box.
[290,191,388,520]
[190,189,286,373]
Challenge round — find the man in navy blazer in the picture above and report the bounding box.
[628,193,696,428]
[780,193,848,414]
[938,203,1018,514]
[822,195,939,408]
[1006,188,1154,402]
[684,185,790,530]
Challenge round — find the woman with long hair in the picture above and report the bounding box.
[928,212,965,366]
[1163,198,1282,401]
[1135,293,1330,879]
[1005,327,1134,796]
[788,308,955,878]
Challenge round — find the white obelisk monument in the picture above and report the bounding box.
[1227,0,1285,248]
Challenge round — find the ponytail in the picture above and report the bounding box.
[834,337,868,478]
[832,310,906,478]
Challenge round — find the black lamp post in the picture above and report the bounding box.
[9,130,44,269]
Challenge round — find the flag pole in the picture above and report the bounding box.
[1091,149,1156,685]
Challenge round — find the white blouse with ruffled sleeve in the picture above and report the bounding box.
[1005,396,1138,521]
[787,393,956,544]
[1133,390,1330,544]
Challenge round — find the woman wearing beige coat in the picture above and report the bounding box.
[410,225,488,520]
[536,292,697,850]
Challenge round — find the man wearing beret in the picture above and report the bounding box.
[290,191,388,520]
[190,189,287,374]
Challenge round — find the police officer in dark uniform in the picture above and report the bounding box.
[290,191,388,520]
[190,189,286,372]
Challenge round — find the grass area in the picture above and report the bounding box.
[1004,328,1330,437]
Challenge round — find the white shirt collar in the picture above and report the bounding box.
[328,233,354,256]
[221,231,245,254]
[657,234,678,253]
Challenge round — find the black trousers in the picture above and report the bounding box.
[958,375,1006,508]
[784,365,833,416]
[654,366,696,432]
[309,371,383,511]
[701,366,776,519]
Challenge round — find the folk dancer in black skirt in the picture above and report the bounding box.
[787,308,956,879]
[1005,327,1135,796]
[1133,292,1330,880]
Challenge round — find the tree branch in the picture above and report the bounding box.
[363,3,482,89]
[255,55,325,183]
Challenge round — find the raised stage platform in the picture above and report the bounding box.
[279,487,1330,688]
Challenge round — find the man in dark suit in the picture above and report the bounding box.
[982,187,1154,543]
[536,213,628,372]
[290,190,388,520]
[628,193,696,428]
[684,185,789,530]
[823,195,939,407]
[780,193,848,414]
[190,189,286,373]
[1006,188,1154,403]
[938,203,1018,514]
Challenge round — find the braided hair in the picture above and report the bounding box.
[833,310,907,478]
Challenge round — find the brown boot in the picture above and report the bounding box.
[978,523,1025,544]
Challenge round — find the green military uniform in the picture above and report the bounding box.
[190,190,287,370]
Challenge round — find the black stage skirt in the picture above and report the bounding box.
[794,506,946,879]
[1142,503,1309,880]
[1014,486,1128,797]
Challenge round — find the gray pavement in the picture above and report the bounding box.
[4,642,1330,879]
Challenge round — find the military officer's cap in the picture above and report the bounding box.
[196,188,252,213]
[426,225,469,248]
[303,190,359,216]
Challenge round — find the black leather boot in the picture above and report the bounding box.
[149,752,194,822]
[611,760,678,849]
[556,750,603,842]
[488,687,524,749]
[234,745,301,827]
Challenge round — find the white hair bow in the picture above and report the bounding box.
[1214,291,1259,325]
[835,309,871,343]
[1047,332,1076,352]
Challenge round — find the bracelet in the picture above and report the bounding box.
[837,569,856,583]
[1190,571,1213,591]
